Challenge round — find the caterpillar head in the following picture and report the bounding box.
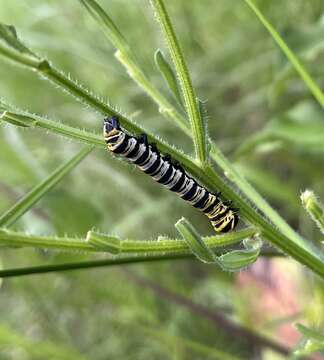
[219,210,239,233]
[211,208,239,233]
[103,116,120,135]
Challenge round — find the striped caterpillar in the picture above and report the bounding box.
[103,117,239,233]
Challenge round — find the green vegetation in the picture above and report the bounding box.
[0,0,323,358]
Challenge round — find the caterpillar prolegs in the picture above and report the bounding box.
[103,117,239,233]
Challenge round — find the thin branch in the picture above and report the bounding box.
[0,247,283,278]
[150,0,207,164]
[1,23,324,276]
[1,108,324,277]
[244,0,324,108]
[0,227,257,254]
[0,146,93,227]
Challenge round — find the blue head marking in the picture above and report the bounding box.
[103,116,120,133]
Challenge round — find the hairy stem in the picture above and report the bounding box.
[150,0,207,164]
[2,108,323,277]
[0,227,257,254]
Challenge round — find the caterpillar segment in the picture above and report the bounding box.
[104,116,239,233]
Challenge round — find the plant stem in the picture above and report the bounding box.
[0,227,257,254]
[150,0,207,164]
[244,0,324,108]
[75,0,318,267]
[0,254,190,278]
[2,109,324,277]
[0,229,95,252]
[0,247,282,279]
[1,25,323,276]
[79,0,191,140]
[0,146,93,227]
[115,50,190,136]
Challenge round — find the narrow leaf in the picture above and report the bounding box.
[154,49,183,107]
[218,237,262,271]
[79,0,190,136]
[150,0,207,164]
[175,217,216,263]
[0,146,93,227]
[0,23,41,68]
[244,0,324,108]
[0,23,34,56]
[301,190,324,235]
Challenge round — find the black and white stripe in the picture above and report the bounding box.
[104,117,239,233]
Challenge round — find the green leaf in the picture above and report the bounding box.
[79,0,190,137]
[0,23,33,55]
[0,23,41,68]
[0,146,93,228]
[175,217,216,263]
[154,49,183,107]
[218,238,262,272]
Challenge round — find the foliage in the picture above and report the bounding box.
[0,0,323,358]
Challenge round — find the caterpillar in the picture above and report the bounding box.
[103,116,239,233]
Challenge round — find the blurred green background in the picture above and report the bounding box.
[0,0,323,358]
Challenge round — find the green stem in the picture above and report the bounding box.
[74,0,321,270]
[79,0,191,141]
[244,0,324,108]
[2,109,324,277]
[87,227,256,254]
[1,24,323,276]
[74,0,315,264]
[0,254,191,278]
[115,50,190,136]
[0,227,256,254]
[0,247,282,278]
[0,146,93,227]
[150,0,207,164]
[1,111,103,146]
[0,229,95,252]
[0,109,194,169]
